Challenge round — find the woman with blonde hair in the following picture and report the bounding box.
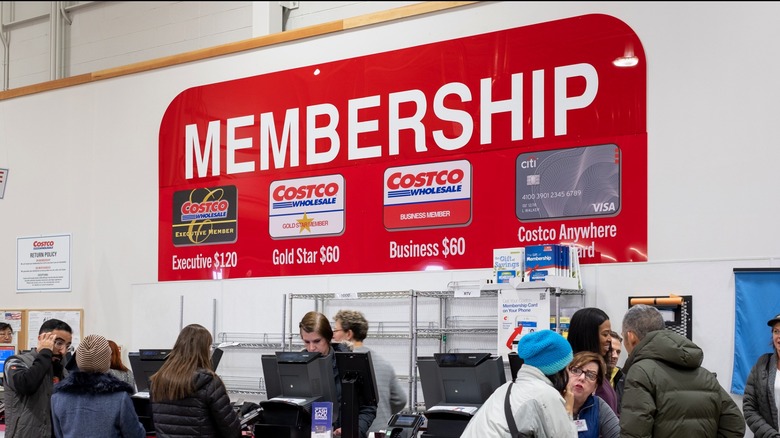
[150,323,240,437]
[565,351,619,438]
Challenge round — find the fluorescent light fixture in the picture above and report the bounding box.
[424,265,444,271]
[613,56,639,67]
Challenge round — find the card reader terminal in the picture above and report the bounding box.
[387,413,424,438]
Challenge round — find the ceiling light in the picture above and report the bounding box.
[613,56,639,67]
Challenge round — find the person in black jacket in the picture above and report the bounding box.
[743,312,780,437]
[299,311,377,438]
[4,318,72,438]
[150,324,240,437]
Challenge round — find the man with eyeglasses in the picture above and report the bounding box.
[3,318,73,437]
[619,304,744,437]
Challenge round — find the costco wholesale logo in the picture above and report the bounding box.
[172,186,238,246]
[269,174,345,239]
[383,160,472,230]
[33,240,55,250]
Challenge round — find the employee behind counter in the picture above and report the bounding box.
[299,311,376,438]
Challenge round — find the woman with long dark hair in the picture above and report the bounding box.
[567,307,619,415]
[150,324,240,437]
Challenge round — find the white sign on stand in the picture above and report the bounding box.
[497,286,551,361]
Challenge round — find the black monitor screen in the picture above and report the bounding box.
[417,353,506,407]
[335,351,378,406]
[261,351,338,403]
[260,351,340,430]
[211,347,224,372]
[129,349,171,393]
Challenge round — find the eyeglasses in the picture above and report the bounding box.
[569,367,599,383]
[773,329,780,336]
[0,331,12,337]
[54,338,74,353]
[333,329,344,333]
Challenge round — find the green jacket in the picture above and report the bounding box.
[3,349,66,438]
[619,330,744,438]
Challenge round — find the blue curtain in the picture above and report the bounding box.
[732,269,780,394]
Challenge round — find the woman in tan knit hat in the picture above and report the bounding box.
[50,334,146,438]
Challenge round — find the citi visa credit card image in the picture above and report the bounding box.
[516,144,620,221]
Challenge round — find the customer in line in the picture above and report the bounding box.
[107,340,136,391]
[620,304,744,437]
[565,351,619,438]
[4,318,73,438]
[299,311,377,438]
[607,331,623,388]
[743,312,780,437]
[51,334,145,438]
[333,309,407,433]
[567,307,618,414]
[461,329,577,438]
[607,330,625,412]
[150,323,240,437]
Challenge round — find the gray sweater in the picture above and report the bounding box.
[354,345,407,432]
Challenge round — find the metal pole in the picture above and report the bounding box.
[49,2,57,80]
[212,298,217,337]
[179,295,184,331]
[555,288,562,334]
[409,289,417,410]
[287,293,293,350]
[282,294,287,351]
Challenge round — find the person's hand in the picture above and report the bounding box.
[334,427,341,436]
[37,331,56,351]
[563,385,575,419]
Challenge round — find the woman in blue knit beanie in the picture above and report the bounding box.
[462,330,577,438]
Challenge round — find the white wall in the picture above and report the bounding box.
[1,1,779,427]
[0,1,421,89]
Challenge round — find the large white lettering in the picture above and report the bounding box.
[260,108,300,170]
[183,63,599,180]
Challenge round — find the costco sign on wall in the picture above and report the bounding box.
[158,14,647,281]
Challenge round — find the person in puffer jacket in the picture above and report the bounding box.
[743,312,780,437]
[150,324,240,438]
[51,334,146,438]
[619,304,744,438]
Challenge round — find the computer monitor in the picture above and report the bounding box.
[211,347,224,372]
[335,351,379,438]
[507,352,524,382]
[259,351,340,433]
[0,344,16,377]
[261,354,283,399]
[335,351,378,407]
[416,356,443,408]
[262,351,338,402]
[417,352,506,408]
[128,349,171,393]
